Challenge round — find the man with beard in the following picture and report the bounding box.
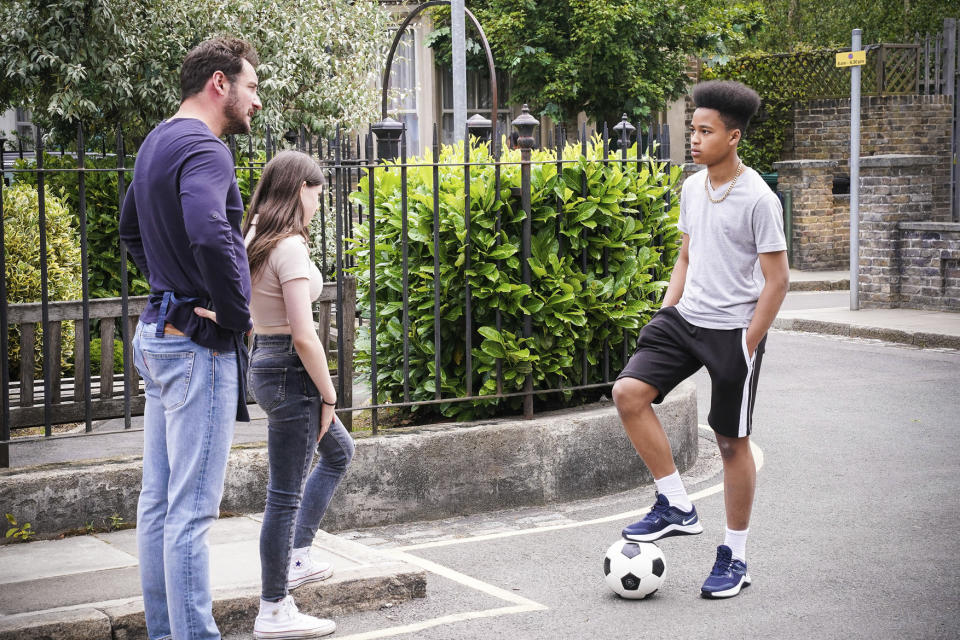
[120,37,262,640]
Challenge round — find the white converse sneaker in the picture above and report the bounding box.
[288,547,334,590]
[253,595,335,639]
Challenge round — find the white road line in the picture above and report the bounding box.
[387,550,548,609]
[332,551,547,640]
[398,427,763,552]
[332,605,543,640]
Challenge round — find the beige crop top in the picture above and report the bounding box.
[245,223,324,334]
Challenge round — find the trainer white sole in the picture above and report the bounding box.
[253,618,336,639]
[701,574,752,599]
[622,521,704,542]
[288,565,335,590]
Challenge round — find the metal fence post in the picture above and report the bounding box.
[0,136,8,467]
[36,127,52,435]
[512,105,538,419]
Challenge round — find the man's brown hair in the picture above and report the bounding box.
[180,37,259,101]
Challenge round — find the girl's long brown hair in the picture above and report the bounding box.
[243,150,325,279]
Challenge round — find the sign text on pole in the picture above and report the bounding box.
[835,50,867,68]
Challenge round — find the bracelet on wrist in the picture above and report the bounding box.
[321,399,336,407]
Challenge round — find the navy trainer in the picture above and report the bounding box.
[700,545,751,599]
[621,493,703,542]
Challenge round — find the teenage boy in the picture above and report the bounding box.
[611,80,789,599]
[120,37,275,640]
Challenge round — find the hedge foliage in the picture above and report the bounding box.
[4,184,82,377]
[349,138,681,420]
[13,153,146,298]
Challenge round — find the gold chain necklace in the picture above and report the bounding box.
[705,161,744,204]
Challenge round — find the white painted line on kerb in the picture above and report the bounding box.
[332,551,547,640]
[398,426,764,552]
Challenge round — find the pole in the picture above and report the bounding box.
[850,28,861,311]
[451,0,467,142]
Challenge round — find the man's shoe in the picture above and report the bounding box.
[288,549,334,590]
[253,595,335,639]
[621,493,703,542]
[700,545,751,599]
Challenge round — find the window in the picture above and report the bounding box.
[387,29,420,155]
[438,67,510,145]
[14,107,33,146]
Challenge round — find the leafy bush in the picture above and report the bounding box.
[349,137,680,421]
[89,336,124,376]
[13,153,146,298]
[4,184,82,378]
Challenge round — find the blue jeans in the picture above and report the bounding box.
[132,321,238,640]
[249,334,355,602]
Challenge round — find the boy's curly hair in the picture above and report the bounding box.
[692,81,761,137]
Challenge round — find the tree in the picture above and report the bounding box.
[426,0,765,131]
[0,0,392,140]
[755,0,960,49]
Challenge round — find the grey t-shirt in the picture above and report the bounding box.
[675,165,786,330]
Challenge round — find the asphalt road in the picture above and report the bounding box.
[228,329,960,640]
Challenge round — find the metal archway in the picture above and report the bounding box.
[380,1,498,133]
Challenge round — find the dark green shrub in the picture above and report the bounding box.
[89,336,125,376]
[349,137,680,420]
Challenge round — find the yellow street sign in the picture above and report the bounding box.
[836,50,867,67]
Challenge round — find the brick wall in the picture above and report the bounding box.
[858,155,938,308]
[791,95,954,219]
[774,160,846,269]
[897,223,960,311]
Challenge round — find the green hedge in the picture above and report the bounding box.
[349,137,681,420]
[4,183,82,377]
[13,154,147,298]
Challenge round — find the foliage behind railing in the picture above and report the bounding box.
[349,136,681,421]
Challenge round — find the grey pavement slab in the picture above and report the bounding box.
[0,535,137,585]
[0,515,426,639]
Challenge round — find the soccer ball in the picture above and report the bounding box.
[603,539,666,599]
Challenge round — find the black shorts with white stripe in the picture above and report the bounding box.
[616,306,766,439]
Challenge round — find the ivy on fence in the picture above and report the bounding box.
[349,137,681,421]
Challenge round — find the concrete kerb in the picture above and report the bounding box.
[772,317,960,350]
[0,380,698,537]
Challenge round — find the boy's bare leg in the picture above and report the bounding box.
[715,434,756,530]
[612,378,677,479]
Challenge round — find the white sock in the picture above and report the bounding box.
[654,470,692,512]
[724,527,749,562]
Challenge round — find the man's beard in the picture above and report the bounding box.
[222,85,251,136]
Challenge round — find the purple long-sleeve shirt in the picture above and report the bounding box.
[119,118,251,351]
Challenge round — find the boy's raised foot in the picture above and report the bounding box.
[621,492,703,542]
[700,544,751,599]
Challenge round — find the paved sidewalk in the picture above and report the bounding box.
[777,269,960,349]
[0,515,425,640]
